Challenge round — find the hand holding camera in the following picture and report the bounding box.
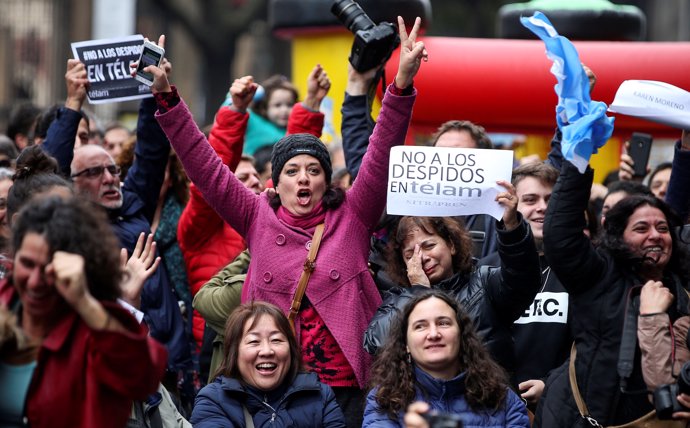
[403,402,463,428]
[331,0,400,72]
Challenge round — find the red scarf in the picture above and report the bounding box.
[277,201,326,234]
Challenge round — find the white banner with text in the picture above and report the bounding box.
[386,146,514,219]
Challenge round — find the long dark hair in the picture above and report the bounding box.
[368,289,509,419]
[386,216,473,286]
[12,196,122,302]
[599,195,688,278]
[214,301,302,385]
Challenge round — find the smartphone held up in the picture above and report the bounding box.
[628,132,653,178]
[134,40,165,86]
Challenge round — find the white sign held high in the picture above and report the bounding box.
[71,35,153,104]
[386,146,514,220]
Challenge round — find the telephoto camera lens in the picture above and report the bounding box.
[331,0,375,33]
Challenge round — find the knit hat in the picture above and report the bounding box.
[271,133,332,186]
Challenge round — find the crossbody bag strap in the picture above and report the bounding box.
[288,223,325,329]
[569,344,603,427]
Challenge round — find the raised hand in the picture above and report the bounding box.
[682,129,690,150]
[49,251,89,309]
[130,35,171,94]
[347,63,381,96]
[65,59,89,111]
[618,141,645,182]
[229,76,258,113]
[120,232,161,309]
[50,251,124,332]
[496,179,519,230]
[394,16,427,90]
[582,64,596,94]
[405,244,430,287]
[304,64,332,111]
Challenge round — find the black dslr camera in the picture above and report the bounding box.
[331,0,400,72]
[653,361,690,419]
[422,410,464,428]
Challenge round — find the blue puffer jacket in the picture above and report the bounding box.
[191,372,346,428]
[363,366,529,428]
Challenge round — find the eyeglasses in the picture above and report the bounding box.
[70,164,121,179]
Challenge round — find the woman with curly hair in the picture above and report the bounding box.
[363,207,541,375]
[363,289,529,427]
[0,196,167,428]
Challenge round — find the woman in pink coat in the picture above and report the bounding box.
[149,17,427,426]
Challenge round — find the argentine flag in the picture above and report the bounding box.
[520,12,614,173]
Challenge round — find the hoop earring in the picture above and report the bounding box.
[406,352,412,364]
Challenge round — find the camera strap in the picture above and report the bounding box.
[365,67,386,132]
[617,286,641,391]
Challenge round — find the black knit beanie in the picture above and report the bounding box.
[271,133,332,186]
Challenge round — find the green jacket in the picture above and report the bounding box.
[192,250,250,381]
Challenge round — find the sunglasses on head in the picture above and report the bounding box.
[70,164,121,179]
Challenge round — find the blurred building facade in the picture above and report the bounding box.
[1,0,689,133]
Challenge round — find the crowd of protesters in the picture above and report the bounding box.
[0,13,689,428]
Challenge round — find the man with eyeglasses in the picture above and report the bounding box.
[70,148,123,209]
[41,56,191,377]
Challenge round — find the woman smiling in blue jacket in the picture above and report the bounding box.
[363,289,529,428]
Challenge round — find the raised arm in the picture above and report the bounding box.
[341,65,378,179]
[665,133,690,221]
[290,64,330,135]
[178,77,254,252]
[347,17,426,229]
[146,46,260,238]
[483,181,541,322]
[42,59,88,177]
[125,39,172,222]
[50,251,167,398]
[543,161,607,293]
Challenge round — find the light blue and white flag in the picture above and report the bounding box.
[520,11,615,173]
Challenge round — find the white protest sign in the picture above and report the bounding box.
[608,80,690,129]
[386,146,514,220]
[71,35,152,104]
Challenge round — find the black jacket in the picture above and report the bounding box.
[483,251,573,386]
[536,161,690,427]
[363,215,541,374]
